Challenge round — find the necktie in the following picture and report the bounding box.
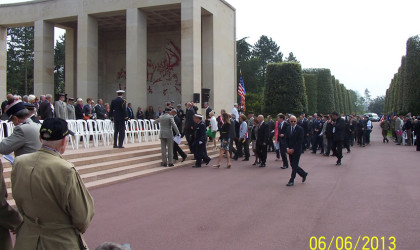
[292,126,294,134]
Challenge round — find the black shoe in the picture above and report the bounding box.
[302,173,308,183]
[113,146,118,148]
[118,146,125,149]
[281,166,288,169]
[252,162,257,166]
[204,159,211,165]
[336,161,342,166]
[233,156,238,161]
[168,164,174,167]
[311,152,316,154]
[192,158,196,160]
[323,154,329,156]
[242,158,249,161]
[173,157,179,161]
[259,163,266,168]
[286,182,294,186]
[161,163,167,167]
[181,155,187,162]
[347,150,351,153]
[192,165,201,168]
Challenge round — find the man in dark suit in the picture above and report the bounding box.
[184,102,195,150]
[75,98,84,120]
[204,102,212,127]
[298,114,309,152]
[414,116,420,151]
[311,114,321,154]
[267,115,275,152]
[192,114,210,168]
[171,109,187,162]
[94,99,107,120]
[256,115,269,167]
[331,111,346,165]
[277,114,290,169]
[109,90,128,148]
[285,115,308,186]
[38,94,54,120]
[127,103,134,120]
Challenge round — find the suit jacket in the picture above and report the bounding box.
[38,101,53,120]
[184,108,195,132]
[127,107,134,119]
[153,113,179,139]
[256,122,269,146]
[285,124,304,155]
[173,115,182,136]
[333,117,346,142]
[67,105,76,120]
[0,118,42,157]
[193,121,206,146]
[0,161,23,250]
[94,104,107,120]
[30,115,41,124]
[277,121,290,142]
[54,101,67,119]
[75,104,83,120]
[109,97,128,122]
[12,148,94,250]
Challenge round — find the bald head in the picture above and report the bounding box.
[289,115,297,123]
[258,115,264,123]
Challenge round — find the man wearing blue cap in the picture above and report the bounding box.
[0,100,41,157]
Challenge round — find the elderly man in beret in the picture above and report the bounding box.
[0,100,41,157]
[12,118,94,250]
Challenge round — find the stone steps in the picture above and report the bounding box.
[4,141,221,207]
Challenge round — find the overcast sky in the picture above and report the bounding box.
[2,0,420,98]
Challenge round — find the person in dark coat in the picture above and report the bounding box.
[191,114,210,168]
[38,94,53,120]
[171,109,187,162]
[298,114,309,152]
[414,117,420,151]
[75,98,84,120]
[94,99,107,120]
[331,111,346,165]
[277,114,290,169]
[184,102,195,150]
[267,115,275,152]
[324,116,334,156]
[256,115,269,167]
[127,103,134,120]
[285,115,308,186]
[109,90,128,148]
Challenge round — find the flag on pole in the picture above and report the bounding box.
[238,74,246,111]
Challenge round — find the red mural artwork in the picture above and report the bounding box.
[117,68,127,91]
[147,40,181,95]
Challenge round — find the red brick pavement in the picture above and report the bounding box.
[84,128,420,250]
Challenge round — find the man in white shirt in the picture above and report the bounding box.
[232,103,239,122]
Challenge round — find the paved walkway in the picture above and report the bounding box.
[85,128,420,250]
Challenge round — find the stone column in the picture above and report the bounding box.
[65,27,77,98]
[34,20,55,97]
[201,14,214,108]
[126,8,147,110]
[0,26,6,97]
[181,0,202,109]
[77,15,98,101]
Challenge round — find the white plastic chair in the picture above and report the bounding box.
[75,120,89,149]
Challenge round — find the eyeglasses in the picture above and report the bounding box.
[290,121,297,123]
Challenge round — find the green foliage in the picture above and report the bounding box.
[245,91,264,115]
[263,62,307,115]
[368,96,385,114]
[303,73,317,114]
[285,52,299,63]
[403,35,420,114]
[7,26,34,95]
[54,34,66,95]
[331,76,339,113]
[307,68,334,114]
[252,35,283,80]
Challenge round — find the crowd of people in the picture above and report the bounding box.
[1,89,420,249]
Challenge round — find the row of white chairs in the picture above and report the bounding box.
[0,119,162,150]
[402,131,417,146]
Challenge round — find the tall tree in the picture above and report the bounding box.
[303,73,317,114]
[252,35,283,80]
[285,52,299,63]
[369,96,385,114]
[364,88,371,111]
[264,62,307,115]
[7,26,34,95]
[54,34,66,95]
[403,35,420,114]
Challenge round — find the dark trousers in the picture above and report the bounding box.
[194,143,210,167]
[229,138,237,157]
[237,138,250,159]
[256,143,267,164]
[289,153,305,182]
[349,133,355,146]
[325,137,333,155]
[332,140,343,163]
[235,139,243,157]
[305,135,311,149]
[173,142,187,160]
[312,134,322,152]
[364,130,372,144]
[279,140,288,167]
[416,136,420,151]
[343,138,350,152]
[114,121,125,147]
[357,131,364,145]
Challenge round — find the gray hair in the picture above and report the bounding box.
[46,94,52,100]
[95,242,131,250]
[28,95,36,102]
[22,95,29,102]
[15,109,30,119]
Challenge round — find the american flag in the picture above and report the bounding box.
[238,74,246,111]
